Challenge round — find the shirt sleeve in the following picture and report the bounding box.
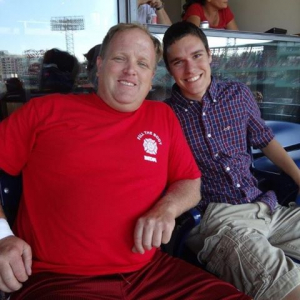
[223,6,234,24]
[0,100,39,175]
[165,106,201,185]
[241,84,274,149]
[182,3,205,21]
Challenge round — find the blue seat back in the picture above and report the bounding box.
[0,171,22,227]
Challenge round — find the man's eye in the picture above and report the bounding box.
[173,60,182,66]
[113,57,124,62]
[138,61,148,68]
[194,54,202,59]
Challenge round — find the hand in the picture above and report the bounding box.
[0,236,32,293]
[146,0,163,9]
[132,208,175,254]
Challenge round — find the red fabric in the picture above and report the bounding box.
[183,3,234,29]
[0,93,200,276]
[11,251,251,300]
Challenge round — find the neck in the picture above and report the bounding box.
[203,3,219,15]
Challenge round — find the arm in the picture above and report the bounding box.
[226,18,238,30]
[156,7,172,25]
[132,178,201,254]
[186,15,201,27]
[261,139,300,187]
[148,0,172,25]
[0,205,32,293]
[153,0,172,25]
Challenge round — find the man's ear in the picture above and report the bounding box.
[208,49,212,64]
[96,56,103,70]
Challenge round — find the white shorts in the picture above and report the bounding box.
[187,201,300,300]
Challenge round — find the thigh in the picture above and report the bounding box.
[10,272,123,300]
[192,202,300,300]
[123,251,251,300]
[270,202,300,260]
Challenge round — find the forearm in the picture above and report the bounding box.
[156,8,172,25]
[132,178,201,253]
[226,19,238,30]
[154,178,201,219]
[262,139,300,186]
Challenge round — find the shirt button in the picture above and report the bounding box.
[184,109,188,112]
[207,133,212,138]
[236,183,241,188]
[213,99,217,103]
[214,153,219,157]
[190,101,193,104]
[202,112,206,116]
[226,166,230,172]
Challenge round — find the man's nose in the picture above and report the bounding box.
[123,60,137,75]
[185,60,195,73]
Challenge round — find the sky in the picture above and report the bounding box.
[0,0,118,62]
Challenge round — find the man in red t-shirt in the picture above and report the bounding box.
[0,23,250,299]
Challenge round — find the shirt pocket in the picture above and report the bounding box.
[213,117,247,156]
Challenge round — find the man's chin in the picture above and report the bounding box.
[114,99,143,112]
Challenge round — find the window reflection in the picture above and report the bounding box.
[0,0,118,103]
[151,32,300,123]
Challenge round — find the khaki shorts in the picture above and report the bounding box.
[187,201,300,300]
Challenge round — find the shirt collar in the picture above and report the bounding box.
[170,76,220,106]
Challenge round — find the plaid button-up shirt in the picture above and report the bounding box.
[165,77,278,212]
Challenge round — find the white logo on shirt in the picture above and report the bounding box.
[137,131,162,163]
[143,138,158,155]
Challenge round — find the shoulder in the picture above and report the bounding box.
[164,97,176,110]
[214,80,252,102]
[183,3,204,19]
[144,99,173,112]
[221,6,234,22]
[31,93,85,106]
[29,93,95,115]
[216,80,248,92]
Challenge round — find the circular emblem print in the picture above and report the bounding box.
[143,138,158,155]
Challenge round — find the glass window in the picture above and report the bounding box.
[0,0,119,118]
[149,28,300,124]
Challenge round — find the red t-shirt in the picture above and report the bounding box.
[0,93,200,275]
[183,3,234,29]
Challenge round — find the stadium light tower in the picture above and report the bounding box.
[50,16,85,55]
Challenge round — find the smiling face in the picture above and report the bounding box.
[167,34,212,101]
[96,28,156,112]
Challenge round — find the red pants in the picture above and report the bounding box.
[11,251,251,299]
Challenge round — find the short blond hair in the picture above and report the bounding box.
[100,23,162,67]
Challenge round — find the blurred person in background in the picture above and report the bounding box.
[138,0,172,25]
[84,44,101,89]
[182,0,238,30]
[39,48,79,93]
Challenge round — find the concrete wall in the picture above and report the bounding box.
[230,0,300,34]
[165,0,300,35]
[164,0,182,24]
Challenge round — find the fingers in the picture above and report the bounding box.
[133,217,175,254]
[22,244,32,276]
[0,261,23,293]
[133,220,146,254]
[0,236,32,292]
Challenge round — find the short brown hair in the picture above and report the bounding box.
[163,22,210,71]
